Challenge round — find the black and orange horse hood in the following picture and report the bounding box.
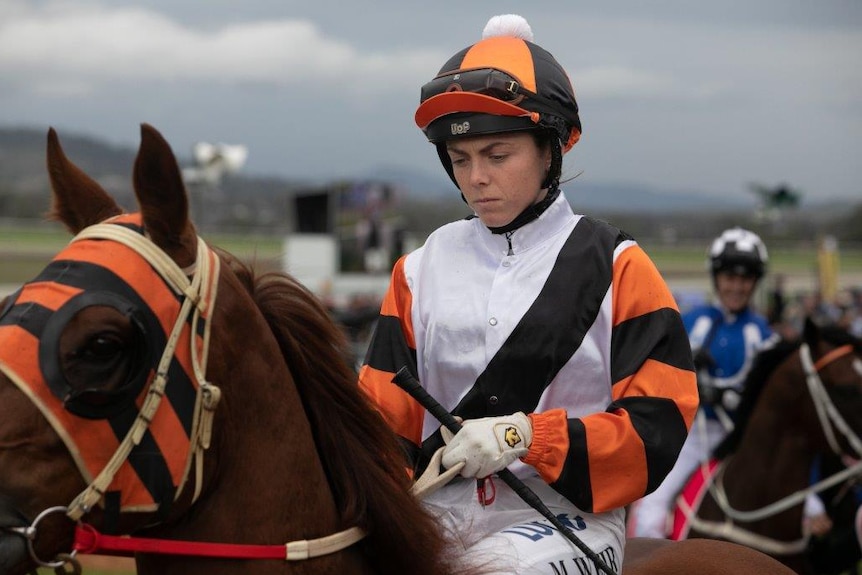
[0,214,219,519]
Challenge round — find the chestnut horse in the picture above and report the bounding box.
[0,125,795,575]
[677,320,862,574]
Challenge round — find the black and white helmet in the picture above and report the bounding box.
[709,227,768,280]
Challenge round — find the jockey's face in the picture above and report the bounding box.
[715,271,757,313]
[446,131,551,228]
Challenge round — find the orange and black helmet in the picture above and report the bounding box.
[415,17,581,153]
[415,15,580,192]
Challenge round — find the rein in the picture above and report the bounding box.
[72,520,365,561]
[16,222,366,570]
[680,342,862,555]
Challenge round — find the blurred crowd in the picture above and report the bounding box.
[766,276,862,340]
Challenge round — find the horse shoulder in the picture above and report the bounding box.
[623,538,797,575]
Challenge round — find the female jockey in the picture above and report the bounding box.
[358,14,697,572]
[628,227,784,538]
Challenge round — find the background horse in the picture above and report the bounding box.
[0,125,796,575]
[678,319,862,574]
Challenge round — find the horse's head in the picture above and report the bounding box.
[717,316,862,464]
[0,125,229,573]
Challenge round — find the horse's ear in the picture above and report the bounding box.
[133,123,197,267]
[46,127,123,234]
[802,316,821,348]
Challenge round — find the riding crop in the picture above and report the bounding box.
[393,366,618,575]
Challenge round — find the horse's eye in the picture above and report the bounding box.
[78,333,125,361]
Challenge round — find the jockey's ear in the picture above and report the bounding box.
[46,127,123,234]
[133,123,197,268]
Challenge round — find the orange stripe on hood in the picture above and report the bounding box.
[0,215,209,513]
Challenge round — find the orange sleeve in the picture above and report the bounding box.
[358,255,425,445]
[523,244,697,513]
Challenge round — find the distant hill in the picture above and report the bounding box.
[361,164,752,214]
[0,127,137,184]
[1,126,855,219]
[0,126,312,217]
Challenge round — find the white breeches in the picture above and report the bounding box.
[422,475,625,574]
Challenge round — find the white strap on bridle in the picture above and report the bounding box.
[284,526,366,560]
[799,343,862,458]
[65,223,221,521]
[683,341,862,554]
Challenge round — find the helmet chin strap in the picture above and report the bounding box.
[487,182,560,235]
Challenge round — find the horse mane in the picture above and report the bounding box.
[714,323,862,460]
[221,253,466,575]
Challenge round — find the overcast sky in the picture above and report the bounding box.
[1,0,860,202]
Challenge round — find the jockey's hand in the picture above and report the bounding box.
[805,513,833,537]
[440,412,533,478]
[697,380,722,406]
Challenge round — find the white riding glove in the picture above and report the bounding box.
[440,412,533,478]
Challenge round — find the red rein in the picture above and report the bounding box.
[73,523,291,560]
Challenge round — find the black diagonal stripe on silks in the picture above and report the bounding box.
[452,218,620,419]
[109,405,177,510]
[610,307,694,383]
[364,315,418,376]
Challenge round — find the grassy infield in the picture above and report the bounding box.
[5,225,859,574]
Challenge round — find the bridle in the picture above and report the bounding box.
[3,222,364,571]
[678,341,862,555]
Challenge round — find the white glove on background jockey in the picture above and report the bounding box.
[441,412,533,478]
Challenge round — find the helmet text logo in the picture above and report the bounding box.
[450,121,471,136]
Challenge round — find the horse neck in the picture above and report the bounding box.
[719,362,818,532]
[140,288,371,574]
